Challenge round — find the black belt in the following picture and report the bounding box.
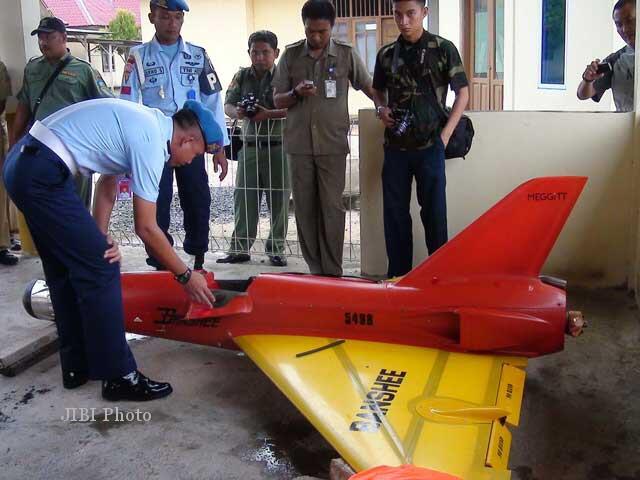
[244,139,282,148]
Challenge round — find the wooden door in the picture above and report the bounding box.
[465,0,504,111]
[381,17,399,46]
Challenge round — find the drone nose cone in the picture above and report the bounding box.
[566,310,586,337]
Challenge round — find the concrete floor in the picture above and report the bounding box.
[510,287,640,480]
[1,248,639,479]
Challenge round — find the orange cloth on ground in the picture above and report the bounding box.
[350,465,462,480]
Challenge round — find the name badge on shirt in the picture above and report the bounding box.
[325,79,337,99]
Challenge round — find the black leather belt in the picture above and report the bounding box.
[245,139,282,148]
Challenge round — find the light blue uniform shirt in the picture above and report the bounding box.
[42,98,172,202]
[120,35,229,145]
[159,41,180,60]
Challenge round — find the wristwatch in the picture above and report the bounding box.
[290,88,300,100]
[376,105,386,118]
[174,267,192,285]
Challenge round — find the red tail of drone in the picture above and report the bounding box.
[396,176,587,287]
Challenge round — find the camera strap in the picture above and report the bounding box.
[391,41,447,120]
[391,42,401,75]
[415,47,450,121]
[32,55,72,121]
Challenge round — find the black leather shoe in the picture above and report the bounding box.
[0,249,18,266]
[63,371,89,389]
[216,253,250,264]
[194,253,205,270]
[145,257,167,271]
[269,255,287,267]
[102,370,173,402]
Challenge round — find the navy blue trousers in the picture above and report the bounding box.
[3,136,136,380]
[148,154,210,262]
[382,141,448,278]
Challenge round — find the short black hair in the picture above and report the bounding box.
[614,0,635,13]
[248,30,278,50]
[393,0,427,6]
[301,0,336,27]
[172,108,200,131]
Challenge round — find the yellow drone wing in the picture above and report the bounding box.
[235,335,528,480]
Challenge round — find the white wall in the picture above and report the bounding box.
[436,0,461,49]
[437,0,626,112]
[508,0,620,111]
[360,109,635,287]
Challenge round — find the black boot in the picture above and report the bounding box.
[145,257,166,271]
[0,249,18,266]
[268,255,287,267]
[194,253,205,270]
[102,370,173,401]
[216,253,250,264]
[63,370,89,389]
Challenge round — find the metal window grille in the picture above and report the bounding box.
[334,0,393,18]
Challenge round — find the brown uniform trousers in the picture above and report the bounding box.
[272,38,372,276]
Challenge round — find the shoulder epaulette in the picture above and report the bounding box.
[378,41,397,57]
[186,42,206,53]
[606,46,628,66]
[72,56,93,67]
[128,43,148,56]
[285,39,305,49]
[332,38,353,48]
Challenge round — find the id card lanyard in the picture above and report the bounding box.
[117,174,133,201]
[325,64,337,99]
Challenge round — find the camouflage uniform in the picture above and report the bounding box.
[373,31,468,278]
[373,31,468,149]
[224,66,289,256]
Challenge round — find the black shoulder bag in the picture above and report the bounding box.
[225,119,243,161]
[420,55,474,160]
[30,56,72,122]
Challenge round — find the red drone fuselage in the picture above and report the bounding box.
[122,270,567,358]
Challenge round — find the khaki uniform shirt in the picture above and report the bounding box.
[0,60,11,155]
[225,65,283,141]
[17,52,113,121]
[272,38,371,155]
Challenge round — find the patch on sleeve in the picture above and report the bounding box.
[207,142,222,154]
[199,51,222,94]
[123,56,135,84]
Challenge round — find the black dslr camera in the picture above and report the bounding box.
[391,108,413,137]
[238,92,259,118]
